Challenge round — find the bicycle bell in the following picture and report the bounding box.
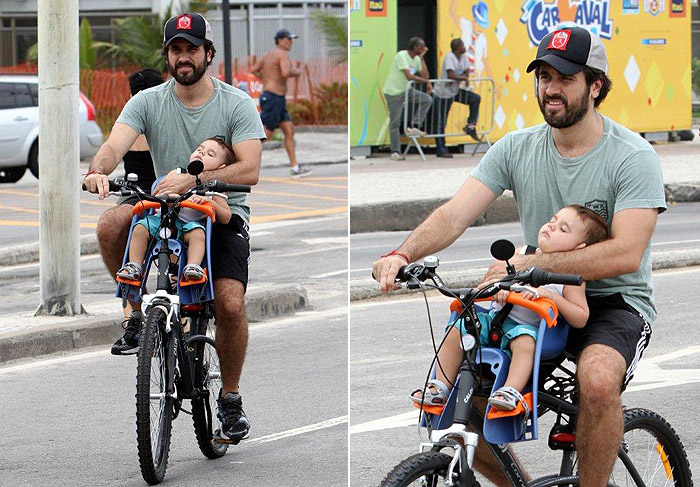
[126,172,139,182]
[423,255,439,270]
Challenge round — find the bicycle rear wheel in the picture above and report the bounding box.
[191,317,228,459]
[610,408,693,487]
[380,451,479,487]
[136,307,175,485]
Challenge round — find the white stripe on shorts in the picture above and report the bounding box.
[624,317,652,385]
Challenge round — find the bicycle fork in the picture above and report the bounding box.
[421,355,480,485]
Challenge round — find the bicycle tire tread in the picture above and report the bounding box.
[380,451,480,487]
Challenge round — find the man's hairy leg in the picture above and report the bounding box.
[96,205,134,318]
[576,344,626,486]
[214,278,248,394]
[279,121,297,167]
[470,396,529,484]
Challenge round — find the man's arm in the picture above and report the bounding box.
[446,69,469,83]
[83,122,139,199]
[373,176,498,293]
[154,139,262,196]
[401,69,429,84]
[484,208,659,282]
[279,51,301,79]
[251,55,264,79]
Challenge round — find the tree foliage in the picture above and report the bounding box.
[311,10,347,66]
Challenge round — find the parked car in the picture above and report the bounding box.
[0,75,103,182]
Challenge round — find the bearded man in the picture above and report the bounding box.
[84,13,266,443]
[373,27,665,486]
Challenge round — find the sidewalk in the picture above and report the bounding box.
[350,137,700,233]
[0,129,348,365]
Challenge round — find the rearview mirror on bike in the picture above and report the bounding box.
[187,159,204,176]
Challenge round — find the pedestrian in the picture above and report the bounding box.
[84,12,266,444]
[432,38,481,158]
[382,37,433,161]
[373,26,664,486]
[123,68,163,194]
[251,28,312,178]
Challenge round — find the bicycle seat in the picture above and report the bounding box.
[419,294,569,444]
[116,176,216,305]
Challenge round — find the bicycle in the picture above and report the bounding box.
[84,163,251,485]
[379,240,693,487]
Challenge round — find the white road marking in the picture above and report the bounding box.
[250,230,273,237]
[651,239,700,246]
[249,415,348,443]
[350,412,417,435]
[0,349,109,374]
[302,237,349,245]
[311,269,348,279]
[250,307,347,333]
[277,244,348,258]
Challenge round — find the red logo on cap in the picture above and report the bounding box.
[547,29,571,51]
[176,14,192,30]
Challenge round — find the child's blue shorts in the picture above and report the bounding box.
[137,215,205,240]
[447,308,539,357]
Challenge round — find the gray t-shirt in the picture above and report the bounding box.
[471,115,666,323]
[434,51,469,99]
[116,77,266,223]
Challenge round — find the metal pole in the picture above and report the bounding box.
[35,0,83,316]
[222,0,232,84]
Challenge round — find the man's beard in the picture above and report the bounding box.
[537,84,591,129]
[167,59,208,86]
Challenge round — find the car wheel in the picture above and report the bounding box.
[0,166,27,183]
[28,141,39,179]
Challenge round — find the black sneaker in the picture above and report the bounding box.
[217,391,250,444]
[110,311,143,356]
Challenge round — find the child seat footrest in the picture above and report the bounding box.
[412,402,446,416]
[486,392,533,419]
[116,276,142,287]
[179,269,208,287]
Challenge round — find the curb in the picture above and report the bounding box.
[350,247,700,302]
[350,183,700,233]
[0,283,309,364]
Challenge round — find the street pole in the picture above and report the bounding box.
[35,0,84,316]
[222,0,232,85]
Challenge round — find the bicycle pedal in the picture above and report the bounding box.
[213,429,239,445]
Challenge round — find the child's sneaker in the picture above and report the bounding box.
[183,263,205,281]
[116,262,143,281]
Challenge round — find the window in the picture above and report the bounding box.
[28,83,38,106]
[14,83,32,108]
[0,83,15,109]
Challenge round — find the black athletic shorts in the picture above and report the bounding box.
[210,215,250,289]
[259,91,292,131]
[565,293,652,386]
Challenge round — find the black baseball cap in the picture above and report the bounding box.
[275,28,299,41]
[163,13,213,48]
[526,26,608,76]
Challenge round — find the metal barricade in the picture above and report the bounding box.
[402,77,495,160]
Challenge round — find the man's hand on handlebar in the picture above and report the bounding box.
[83,173,111,200]
[372,255,408,294]
[154,169,196,197]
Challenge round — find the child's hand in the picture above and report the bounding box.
[188,195,209,205]
[522,290,538,300]
[494,290,509,304]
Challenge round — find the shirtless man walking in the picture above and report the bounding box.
[252,28,311,178]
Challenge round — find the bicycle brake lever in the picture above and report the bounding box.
[510,283,540,298]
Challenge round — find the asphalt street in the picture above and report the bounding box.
[349,266,700,486]
[0,306,348,487]
[0,163,348,320]
[350,202,700,279]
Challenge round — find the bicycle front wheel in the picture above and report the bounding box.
[380,451,480,487]
[191,317,228,459]
[610,408,693,487]
[136,307,175,485]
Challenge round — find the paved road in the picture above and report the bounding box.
[0,162,347,247]
[0,307,348,487]
[0,163,348,321]
[349,266,700,486]
[350,202,700,278]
